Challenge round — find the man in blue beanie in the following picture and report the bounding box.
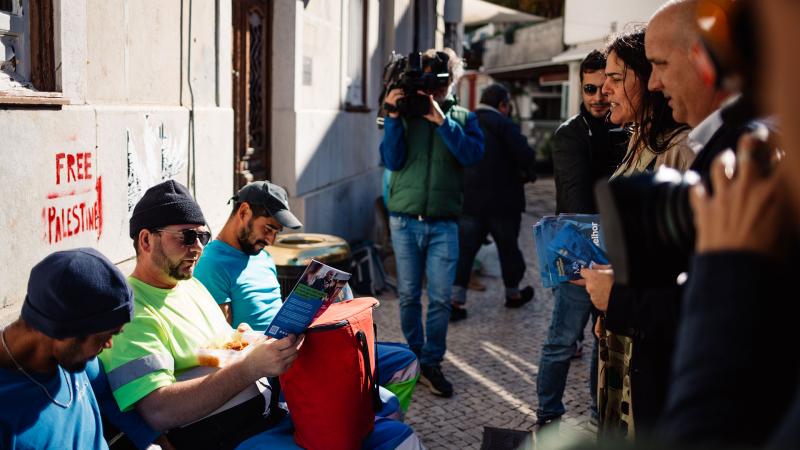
[0,248,160,449]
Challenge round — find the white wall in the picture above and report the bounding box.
[563,0,666,45]
[272,0,403,242]
[482,18,564,69]
[0,0,232,325]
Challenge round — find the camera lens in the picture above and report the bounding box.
[594,167,699,287]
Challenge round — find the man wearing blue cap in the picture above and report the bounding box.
[0,248,159,449]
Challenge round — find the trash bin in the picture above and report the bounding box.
[266,233,351,299]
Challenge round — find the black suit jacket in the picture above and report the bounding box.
[603,97,765,432]
[659,252,800,447]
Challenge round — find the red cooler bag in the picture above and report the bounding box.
[280,297,381,450]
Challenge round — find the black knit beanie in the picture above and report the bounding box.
[21,248,134,339]
[129,180,206,239]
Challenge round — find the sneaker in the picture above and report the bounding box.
[450,304,468,322]
[419,365,453,397]
[505,285,534,308]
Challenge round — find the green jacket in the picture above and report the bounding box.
[386,100,480,218]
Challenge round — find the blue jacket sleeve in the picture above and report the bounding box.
[436,112,485,167]
[380,117,407,171]
[89,358,159,449]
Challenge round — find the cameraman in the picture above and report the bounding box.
[380,48,484,398]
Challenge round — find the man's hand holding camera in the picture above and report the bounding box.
[384,88,404,119]
[420,91,446,126]
[690,134,789,257]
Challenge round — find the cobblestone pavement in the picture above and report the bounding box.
[373,178,597,449]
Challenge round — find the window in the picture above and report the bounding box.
[1,0,29,87]
[344,0,368,111]
[0,0,60,102]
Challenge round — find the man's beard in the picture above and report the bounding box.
[56,342,90,373]
[237,219,268,256]
[153,240,193,281]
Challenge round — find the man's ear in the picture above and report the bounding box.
[237,202,252,222]
[690,41,717,87]
[139,230,153,254]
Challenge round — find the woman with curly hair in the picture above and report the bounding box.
[582,27,695,440]
[603,28,694,178]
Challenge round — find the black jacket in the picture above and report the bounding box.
[601,98,765,432]
[604,284,682,431]
[552,104,626,214]
[462,106,534,217]
[659,252,800,447]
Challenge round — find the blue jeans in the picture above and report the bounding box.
[536,282,599,421]
[390,214,458,367]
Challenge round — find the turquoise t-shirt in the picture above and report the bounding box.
[0,358,157,449]
[194,240,283,331]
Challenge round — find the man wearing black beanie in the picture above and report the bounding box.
[104,180,424,449]
[0,248,159,449]
[101,179,304,448]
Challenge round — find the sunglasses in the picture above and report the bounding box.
[583,84,603,95]
[155,228,212,246]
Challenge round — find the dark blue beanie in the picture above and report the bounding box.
[21,248,134,339]
[129,180,206,239]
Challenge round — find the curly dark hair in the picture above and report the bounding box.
[605,27,688,154]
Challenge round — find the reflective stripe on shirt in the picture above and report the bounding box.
[106,353,175,392]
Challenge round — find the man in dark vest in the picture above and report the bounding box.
[450,83,536,322]
[380,48,484,398]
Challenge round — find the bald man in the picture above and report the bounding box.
[646,0,751,176]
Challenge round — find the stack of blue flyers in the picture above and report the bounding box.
[533,214,608,288]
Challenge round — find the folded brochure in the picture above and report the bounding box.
[533,214,608,288]
[265,259,351,338]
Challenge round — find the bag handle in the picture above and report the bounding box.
[265,376,285,427]
[356,330,382,412]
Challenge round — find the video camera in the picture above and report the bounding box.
[377,51,451,127]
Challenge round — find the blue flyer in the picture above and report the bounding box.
[265,260,351,339]
[533,214,606,288]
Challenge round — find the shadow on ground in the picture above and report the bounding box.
[373,178,597,449]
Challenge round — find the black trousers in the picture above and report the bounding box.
[453,214,526,290]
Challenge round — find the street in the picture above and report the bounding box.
[373,177,597,449]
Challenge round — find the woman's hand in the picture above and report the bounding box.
[580,264,614,312]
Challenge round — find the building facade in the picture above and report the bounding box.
[0,0,439,324]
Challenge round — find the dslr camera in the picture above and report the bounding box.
[377,51,450,126]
